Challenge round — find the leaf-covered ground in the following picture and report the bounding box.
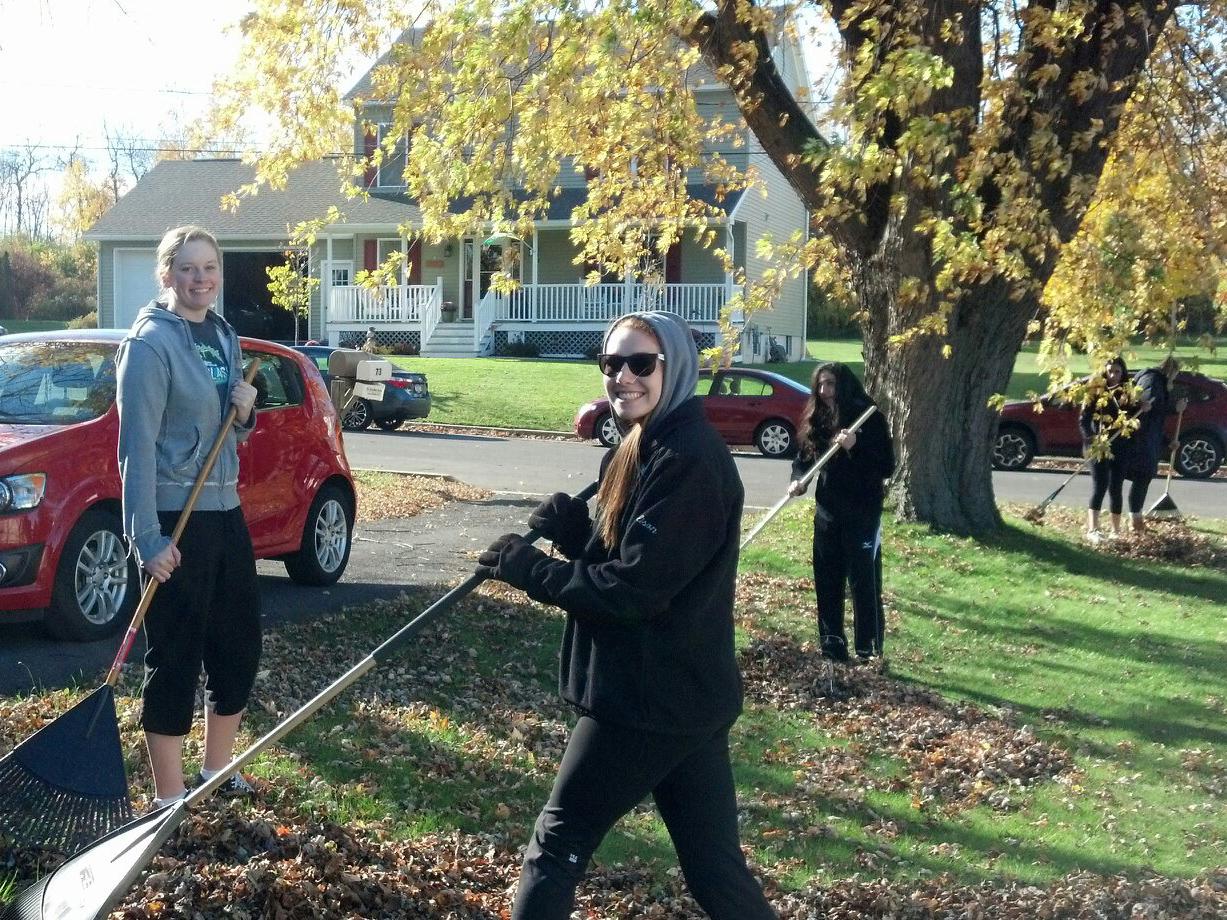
[2,477,1224,917]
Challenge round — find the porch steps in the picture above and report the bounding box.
[421,322,480,357]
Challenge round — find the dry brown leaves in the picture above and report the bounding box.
[740,633,1074,814]
[1006,504,1226,569]
[10,803,1225,919]
[353,472,489,523]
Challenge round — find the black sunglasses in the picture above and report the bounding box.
[597,352,666,378]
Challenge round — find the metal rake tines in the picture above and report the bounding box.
[0,756,133,855]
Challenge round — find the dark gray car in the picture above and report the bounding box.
[292,345,431,431]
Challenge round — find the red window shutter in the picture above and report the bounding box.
[363,131,377,188]
[407,240,422,284]
[364,240,378,272]
[665,241,682,284]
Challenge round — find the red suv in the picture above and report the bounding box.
[0,331,357,640]
[992,370,1226,478]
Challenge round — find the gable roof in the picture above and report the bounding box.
[85,159,422,240]
[85,158,742,241]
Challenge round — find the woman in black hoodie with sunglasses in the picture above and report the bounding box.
[789,362,894,663]
[476,311,775,920]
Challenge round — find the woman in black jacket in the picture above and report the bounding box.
[1125,356,1187,533]
[476,311,775,920]
[1079,356,1133,541]
[788,362,894,663]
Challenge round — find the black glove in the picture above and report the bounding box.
[527,492,592,559]
[476,533,549,593]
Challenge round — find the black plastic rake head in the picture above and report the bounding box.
[0,686,132,857]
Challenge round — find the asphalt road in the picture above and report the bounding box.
[344,427,1227,518]
[3,427,1221,696]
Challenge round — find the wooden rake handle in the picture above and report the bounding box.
[105,359,262,687]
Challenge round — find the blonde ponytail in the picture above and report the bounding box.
[596,422,644,549]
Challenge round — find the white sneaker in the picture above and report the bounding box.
[1084,529,1104,545]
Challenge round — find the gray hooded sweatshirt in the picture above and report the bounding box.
[116,301,255,566]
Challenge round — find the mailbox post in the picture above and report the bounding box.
[326,349,394,417]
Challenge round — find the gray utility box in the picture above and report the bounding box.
[326,349,394,415]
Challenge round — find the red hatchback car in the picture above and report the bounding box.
[0,330,357,641]
[574,367,811,457]
[992,370,1227,478]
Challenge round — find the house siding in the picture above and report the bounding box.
[738,139,808,360]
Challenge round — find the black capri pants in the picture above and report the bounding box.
[140,507,262,736]
[513,716,776,920]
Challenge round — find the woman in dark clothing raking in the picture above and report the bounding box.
[1079,356,1134,542]
[789,362,895,664]
[476,311,776,920]
[1125,356,1187,534]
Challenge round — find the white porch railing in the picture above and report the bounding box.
[491,283,733,324]
[327,281,442,324]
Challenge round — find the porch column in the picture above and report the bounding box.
[325,234,335,345]
[531,228,539,321]
[724,224,734,321]
[401,236,409,324]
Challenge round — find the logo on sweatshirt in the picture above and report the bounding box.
[633,514,658,535]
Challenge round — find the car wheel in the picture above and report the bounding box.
[342,397,372,431]
[44,508,137,641]
[595,412,622,448]
[992,425,1035,471]
[1174,431,1223,479]
[284,483,353,586]
[755,419,796,457]
[375,416,403,432]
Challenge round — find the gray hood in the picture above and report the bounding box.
[603,310,698,432]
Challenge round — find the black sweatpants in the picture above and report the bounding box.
[512,716,776,920]
[140,507,262,736]
[812,503,884,658]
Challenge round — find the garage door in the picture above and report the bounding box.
[113,249,159,330]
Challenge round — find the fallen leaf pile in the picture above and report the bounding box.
[7,801,1225,919]
[739,632,1074,813]
[353,472,489,523]
[1006,503,1225,569]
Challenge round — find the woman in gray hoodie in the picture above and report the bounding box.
[116,225,261,809]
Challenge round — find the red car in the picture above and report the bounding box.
[574,367,810,457]
[992,370,1226,478]
[0,330,357,641]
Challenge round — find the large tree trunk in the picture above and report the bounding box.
[859,239,1034,534]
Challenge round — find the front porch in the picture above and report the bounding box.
[325,281,741,356]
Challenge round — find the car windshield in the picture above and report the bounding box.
[0,341,118,425]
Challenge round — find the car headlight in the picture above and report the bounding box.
[0,473,47,511]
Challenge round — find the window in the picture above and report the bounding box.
[0,342,117,424]
[377,124,408,188]
[717,374,772,398]
[695,375,714,397]
[330,265,352,287]
[243,351,305,410]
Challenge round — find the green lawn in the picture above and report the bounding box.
[4,478,1223,906]
[395,337,1225,431]
[159,499,1227,888]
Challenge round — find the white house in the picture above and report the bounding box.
[87,34,811,360]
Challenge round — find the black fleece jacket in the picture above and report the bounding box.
[790,404,894,514]
[514,398,745,735]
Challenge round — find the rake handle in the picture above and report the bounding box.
[105,359,262,688]
[189,479,601,806]
[1162,407,1185,489]
[740,404,878,550]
